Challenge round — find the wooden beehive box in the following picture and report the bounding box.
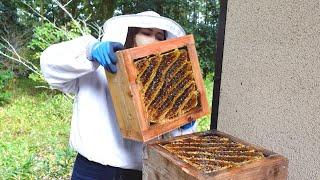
[106,35,210,142]
[143,130,288,180]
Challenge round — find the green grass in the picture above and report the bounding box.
[0,75,213,179]
[0,78,75,179]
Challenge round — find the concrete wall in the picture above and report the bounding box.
[218,1,320,179]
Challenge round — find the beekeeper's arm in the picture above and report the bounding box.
[40,35,123,94]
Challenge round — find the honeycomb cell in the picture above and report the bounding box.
[134,47,202,124]
[159,134,265,174]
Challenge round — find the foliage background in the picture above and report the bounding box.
[0,0,219,178]
[1,0,219,78]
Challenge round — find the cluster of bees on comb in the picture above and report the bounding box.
[160,134,265,173]
[134,47,202,124]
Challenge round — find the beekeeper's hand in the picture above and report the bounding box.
[90,41,124,73]
[180,121,195,130]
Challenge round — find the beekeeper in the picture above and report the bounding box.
[40,11,196,180]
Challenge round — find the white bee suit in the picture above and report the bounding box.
[40,11,196,170]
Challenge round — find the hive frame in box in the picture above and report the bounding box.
[143,130,288,180]
[106,35,210,142]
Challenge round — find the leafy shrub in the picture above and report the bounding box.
[28,22,90,65]
[0,68,14,106]
[25,22,90,84]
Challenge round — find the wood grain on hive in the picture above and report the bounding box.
[106,35,210,142]
[143,130,288,180]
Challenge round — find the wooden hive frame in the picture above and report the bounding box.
[106,35,210,142]
[143,130,288,180]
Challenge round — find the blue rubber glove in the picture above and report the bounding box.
[90,41,124,73]
[180,121,196,130]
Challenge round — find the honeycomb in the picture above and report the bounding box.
[134,47,202,124]
[159,133,265,173]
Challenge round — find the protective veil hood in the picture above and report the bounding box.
[102,11,186,44]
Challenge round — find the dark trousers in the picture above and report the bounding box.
[71,153,142,180]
